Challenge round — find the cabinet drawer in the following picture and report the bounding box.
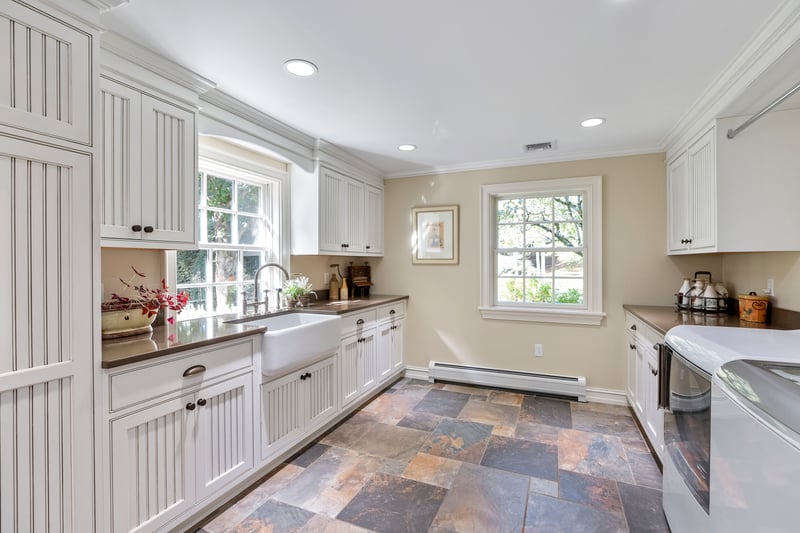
[625,313,642,334]
[340,309,377,337]
[378,301,406,321]
[109,338,255,412]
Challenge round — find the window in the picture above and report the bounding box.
[479,176,604,325]
[176,156,285,319]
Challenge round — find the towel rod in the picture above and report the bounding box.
[727,80,800,139]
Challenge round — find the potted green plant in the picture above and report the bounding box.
[282,276,316,307]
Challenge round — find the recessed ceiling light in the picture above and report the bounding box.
[398,144,417,151]
[581,117,606,128]
[284,59,318,77]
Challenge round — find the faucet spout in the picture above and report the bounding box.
[252,263,290,312]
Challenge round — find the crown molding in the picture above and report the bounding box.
[82,0,128,11]
[100,31,216,95]
[201,90,316,149]
[315,139,385,183]
[661,0,800,156]
[384,146,663,179]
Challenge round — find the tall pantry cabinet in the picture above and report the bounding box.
[0,1,99,532]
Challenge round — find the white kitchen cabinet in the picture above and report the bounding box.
[260,354,338,462]
[340,329,377,407]
[104,337,257,533]
[377,302,405,382]
[667,128,716,253]
[319,167,365,253]
[100,75,197,248]
[0,1,92,145]
[364,184,384,255]
[0,137,95,533]
[625,312,664,460]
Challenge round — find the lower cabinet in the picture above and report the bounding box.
[625,312,664,460]
[340,328,378,407]
[260,354,338,462]
[378,313,405,382]
[109,371,253,533]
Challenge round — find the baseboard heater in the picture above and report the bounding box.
[428,361,587,402]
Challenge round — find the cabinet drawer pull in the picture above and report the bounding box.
[182,365,206,377]
[186,402,196,411]
[131,224,142,232]
[143,225,154,233]
[389,309,396,315]
[197,398,207,407]
[630,324,637,331]
[356,318,365,325]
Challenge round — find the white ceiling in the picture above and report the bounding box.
[101,0,787,177]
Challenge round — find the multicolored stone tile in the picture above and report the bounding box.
[271,447,382,517]
[235,499,316,532]
[480,435,559,480]
[441,383,491,398]
[519,395,573,429]
[558,428,635,484]
[626,449,662,490]
[402,452,462,489]
[323,420,429,463]
[514,419,561,446]
[413,388,472,418]
[529,476,559,497]
[420,418,493,463]
[617,481,670,532]
[457,398,519,437]
[299,513,374,532]
[558,469,623,514]
[487,390,525,407]
[429,462,529,532]
[336,473,447,533]
[571,409,644,445]
[396,410,442,432]
[524,493,627,533]
[291,443,332,468]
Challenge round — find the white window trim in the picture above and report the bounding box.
[478,175,605,326]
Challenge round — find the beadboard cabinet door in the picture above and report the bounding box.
[319,167,365,254]
[110,394,195,533]
[0,137,94,533]
[0,1,92,145]
[364,184,383,255]
[195,373,253,503]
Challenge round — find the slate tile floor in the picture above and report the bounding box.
[195,379,669,533]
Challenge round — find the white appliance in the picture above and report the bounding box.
[662,326,800,533]
[710,359,800,533]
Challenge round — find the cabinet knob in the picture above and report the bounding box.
[390,310,396,315]
[131,224,142,232]
[651,368,658,377]
[186,402,196,411]
[356,319,365,325]
[305,372,311,379]
[629,344,636,350]
[300,373,307,380]
[630,324,637,331]
[183,365,206,377]
[197,398,207,407]
[366,245,371,250]
[143,226,154,233]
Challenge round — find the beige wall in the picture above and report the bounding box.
[373,153,721,392]
[101,248,166,301]
[290,255,384,295]
[721,252,800,311]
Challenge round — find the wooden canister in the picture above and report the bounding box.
[738,293,769,323]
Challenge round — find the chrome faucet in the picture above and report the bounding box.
[242,263,290,314]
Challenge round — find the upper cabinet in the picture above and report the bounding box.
[667,128,716,254]
[100,76,196,247]
[292,141,385,257]
[99,32,213,249]
[0,1,92,145]
[667,110,800,255]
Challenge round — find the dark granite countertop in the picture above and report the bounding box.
[102,294,409,369]
[623,304,800,336]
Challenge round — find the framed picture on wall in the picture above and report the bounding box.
[412,205,459,264]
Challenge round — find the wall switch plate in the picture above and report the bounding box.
[323,272,331,284]
[534,344,543,357]
[767,278,774,296]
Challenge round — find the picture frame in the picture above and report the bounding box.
[412,205,460,264]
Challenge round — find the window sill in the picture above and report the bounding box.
[478,306,606,326]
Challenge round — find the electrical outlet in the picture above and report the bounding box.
[767,278,775,296]
[534,344,544,357]
[323,272,331,284]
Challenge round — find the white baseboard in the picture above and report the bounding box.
[404,366,627,406]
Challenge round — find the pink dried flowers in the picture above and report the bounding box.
[102,266,189,318]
